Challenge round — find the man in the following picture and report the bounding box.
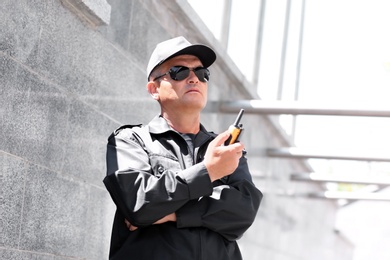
[104,36,262,260]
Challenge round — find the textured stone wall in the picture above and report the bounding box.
[0,0,353,259]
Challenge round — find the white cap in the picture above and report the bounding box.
[146,36,216,80]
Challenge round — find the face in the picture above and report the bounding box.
[147,55,208,114]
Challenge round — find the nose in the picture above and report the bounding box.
[187,70,199,83]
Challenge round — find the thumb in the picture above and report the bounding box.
[213,131,231,146]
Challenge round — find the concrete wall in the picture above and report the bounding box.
[0,0,353,259]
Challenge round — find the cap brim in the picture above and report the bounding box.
[169,45,216,68]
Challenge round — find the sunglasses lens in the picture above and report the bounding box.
[195,68,210,82]
[172,67,190,81]
[169,66,210,82]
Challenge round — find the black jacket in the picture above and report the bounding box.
[104,116,262,260]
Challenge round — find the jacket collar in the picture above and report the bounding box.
[148,115,216,144]
[148,115,172,134]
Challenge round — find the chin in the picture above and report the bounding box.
[182,103,206,112]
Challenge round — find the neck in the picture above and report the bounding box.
[161,111,201,134]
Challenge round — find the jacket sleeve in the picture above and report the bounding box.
[175,155,262,241]
[103,128,213,227]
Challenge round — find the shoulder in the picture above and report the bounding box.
[113,124,143,136]
[108,124,153,153]
[107,124,147,142]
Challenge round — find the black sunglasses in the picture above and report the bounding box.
[153,66,210,82]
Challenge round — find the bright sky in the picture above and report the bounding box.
[289,0,390,171]
[299,0,390,105]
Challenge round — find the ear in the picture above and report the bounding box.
[147,81,160,101]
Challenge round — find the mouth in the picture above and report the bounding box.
[186,88,201,94]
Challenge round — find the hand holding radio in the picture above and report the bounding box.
[204,109,245,182]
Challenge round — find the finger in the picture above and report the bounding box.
[124,219,131,229]
[129,225,138,231]
[226,141,244,152]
